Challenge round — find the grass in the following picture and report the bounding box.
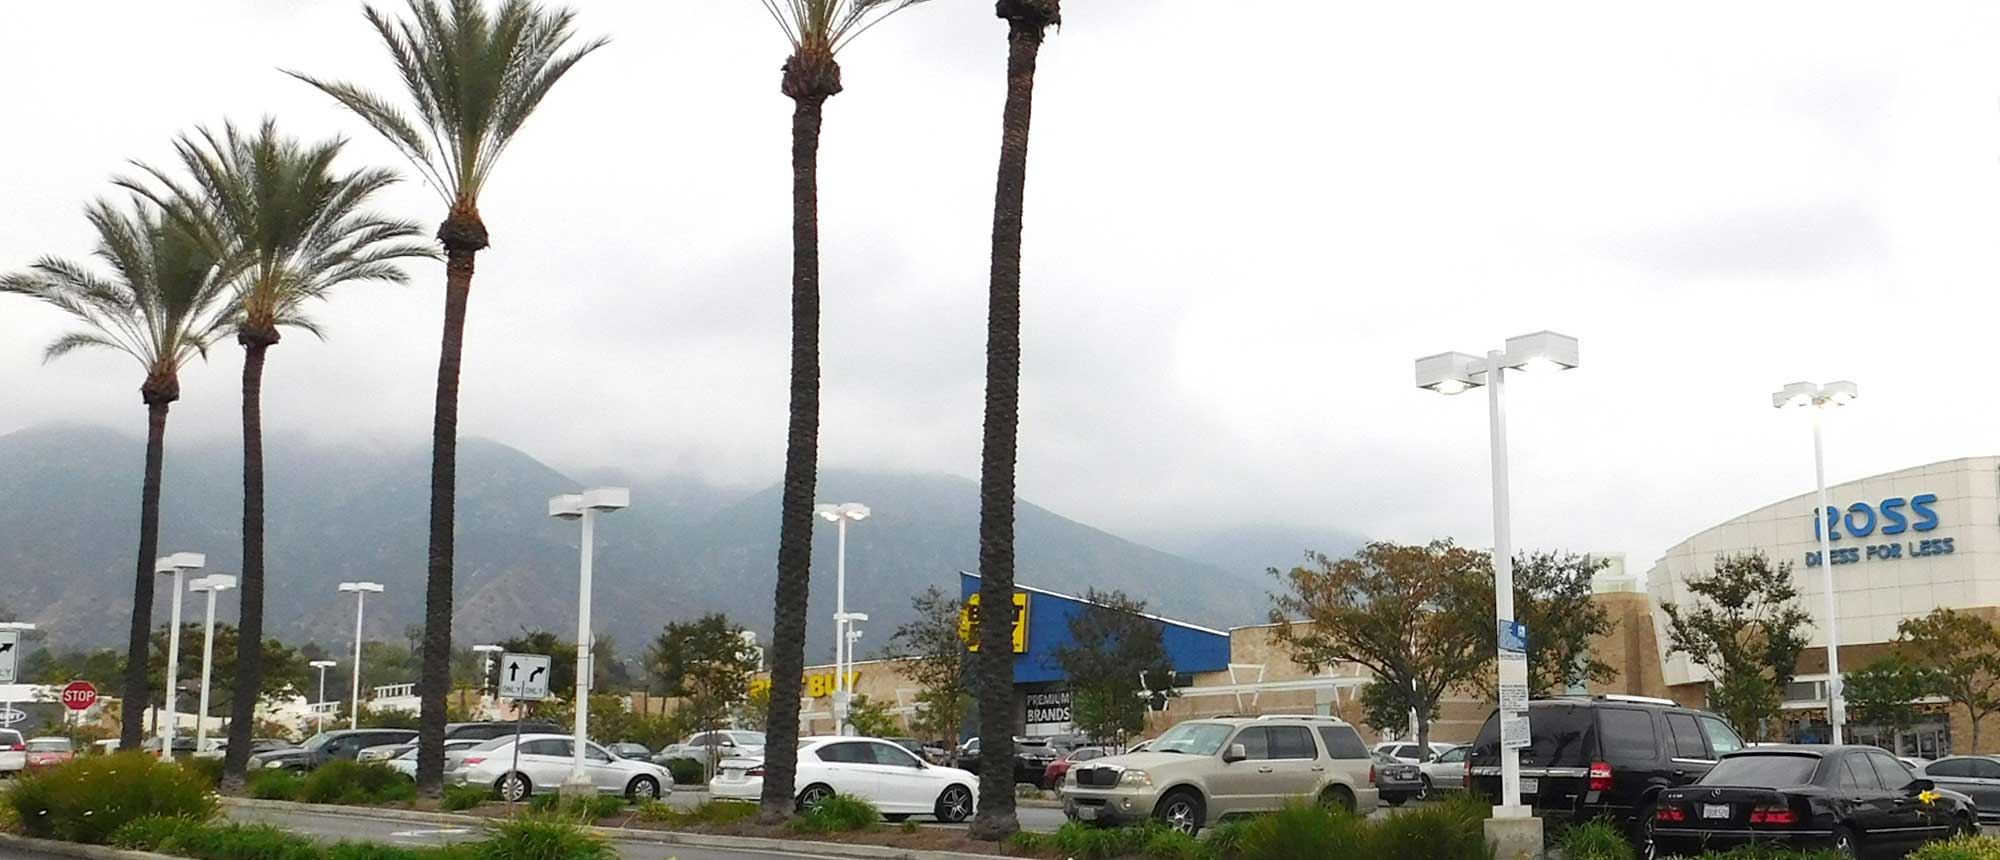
[110,816,485,860]
[10,752,218,844]
[299,760,415,806]
[179,757,226,789]
[635,799,758,827]
[440,784,489,812]
[1910,836,2000,860]
[248,769,305,801]
[1560,818,1635,860]
[785,793,880,834]
[473,816,615,860]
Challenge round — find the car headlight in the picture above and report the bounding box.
[1118,769,1152,787]
[1066,769,1079,785]
[263,760,285,769]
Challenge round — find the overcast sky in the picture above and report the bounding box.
[6,1,2000,572]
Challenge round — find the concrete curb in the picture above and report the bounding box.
[220,796,1015,860]
[0,832,181,860]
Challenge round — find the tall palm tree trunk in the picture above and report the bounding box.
[970,3,1056,841]
[759,78,833,824]
[120,390,174,749]
[223,333,274,786]
[418,228,480,795]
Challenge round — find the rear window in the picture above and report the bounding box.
[1598,709,1658,763]
[1317,726,1369,759]
[26,739,68,752]
[1524,704,1595,767]
[1664,714,1707,759]
[1703,754,1820,787]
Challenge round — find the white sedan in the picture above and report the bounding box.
[387,739,485,780]
[449,734,673,801]
[711,736,976,823]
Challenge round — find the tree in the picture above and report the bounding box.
[1047,590,1175,745]
[845,695,901,738]
[1894,608,2000,752]
[1,196,234,750]
[148,623,310,716]
[124,119,432,786]
[285,0,608,796]
[646,614,760,761]
[970,0,1062,840]
[1661,552,1811,741]
[751,0,931,825]
[1358,679,1437,737]
[1269,541,1490,754]
[497,630,579,699]
[1842,654,1934,744]
[1455,551,1616,699]
[886,587,971,759]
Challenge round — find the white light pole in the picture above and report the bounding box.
[549,487,630,797]
[0,622,37,736]
[1774,380,1858,745]
[841,614,868,735]
[155,552,205,761]
[1416,331,1579,821]
[188,574,236,754]
[815,503,870,733]
[309,660,337,735]
[473,644,504,695]
[338,582,384,730]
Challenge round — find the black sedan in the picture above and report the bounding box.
[1372,750,1427,806]
[1652,745,1975,859]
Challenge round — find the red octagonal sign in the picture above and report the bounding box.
[60,681,97,712]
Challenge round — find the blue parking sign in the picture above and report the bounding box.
[1498,620,1528,654]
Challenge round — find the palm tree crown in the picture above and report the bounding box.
[760,0,929,97]
[284,0,608,245]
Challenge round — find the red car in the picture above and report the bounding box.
[1043,747,1108,790]
[25,737,74,770]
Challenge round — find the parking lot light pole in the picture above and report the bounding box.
[155,552,205,761]
[309,660,337,735]
[815,503,870,733]
[188,574,236,754]
[1415,331,1579,822]
[550,487,630,797]
[338,582,383,730]
[1773,380,1858,745]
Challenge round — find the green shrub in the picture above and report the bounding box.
[1222,800,1368,860]
[663,757,706,786]
[1011,821,1171,860]
[141,821,322,860]
[561,794,627,821]
[474,816,615,860]
[1204,818,1253,858]
[527,792,559,813]
[1561,818,1636,860]
[1366,793,1487,860]
[300,759,416,806]
[1142,825,1208,860]
[180,756,226,788]
[1674,846,1852,860]
[1910,836,2000,860]
[111,815,209,852]
[328,842,476,860]
[10,752,217,844]
[248,769,305,801]
[899,819,920,834]
[636,799,757,827]
[441,784,489,812]
[786,793,881,834]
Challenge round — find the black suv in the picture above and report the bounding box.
[247,728,418,772]
[1468,696,1746,848]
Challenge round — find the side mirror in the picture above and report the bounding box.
[1908,778,1936,794]
[1223,744,1248,764]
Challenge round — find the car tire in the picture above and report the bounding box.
[498,772,532,803]
[627,776,662,801]
[1418,775,1433,800]
[935,785,974,823]
[797,783,835,812]
[1154,789,1204,837]
[1632,800,1658,860]
[1320,785,1357,815]
[1958,812,1979,838]
[1829,824,1858,859]
[1385,793,1407,807]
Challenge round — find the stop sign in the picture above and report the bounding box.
[60,681,96,712]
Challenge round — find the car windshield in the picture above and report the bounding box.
[1150,722,1234,756]
[735,733,767,745]
[299,733,331,750]
[1702,754,1821,787]
[26,740,69,752]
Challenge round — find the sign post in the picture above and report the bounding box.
[1497,621,1530,753]
[498,653,551,804]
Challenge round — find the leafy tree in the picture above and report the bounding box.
[1455,551,1617,699]
[645,614,759,755]
[1661,553,1811,741]
[286,0,608,796]
[1893,608,2000,751]
[845,695,901,738]
[1358,679,1437,739]
[1269,541,1490,753]
[497,630,579,699]
[1047,590,1175,745]
[1,197,234,750]
[1842,654,1934,742]
[886,587,970,759]
[970,0,1063,843]
[751,0,932,825]
[147,624,309,721]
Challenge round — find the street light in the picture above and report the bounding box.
[154,552,205,761]
[309,660,337,735]
[473,644,504,695]
[188,574,236,755]
[815,502,870,733]
[838,613,869,735]
[0,622,36,736]
[1773,379,1859,745]
[1415,330,1579,822]
[338,582,384,730]
[549,486,630,797]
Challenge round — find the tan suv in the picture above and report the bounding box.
[1059,715,1378,835]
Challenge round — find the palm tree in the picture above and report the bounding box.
[123,118,434,785]
[969,0,1061,841]
[0,197,235,752]
[751,0,929,823]
[284,0,606,795]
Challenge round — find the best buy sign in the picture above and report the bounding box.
[959,592,1029,654]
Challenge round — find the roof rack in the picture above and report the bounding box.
[1592,694,1679,707]
[1256,714,1350,724]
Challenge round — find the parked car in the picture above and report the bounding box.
[445,721,562,742]
[248,729,418,772]
[24,737,73,770]
[606,742,654,760]
[1044,747,1109,790]
[357,742,409,763]
[710,736,978,822]
[1372,750,1427,806]
[139,736,198,759]
[1917,756,2000,821]
[387,739,484,781]
[955,735,1067,785]
[1654,745,1975,859]
[1060,714,1378,836]
[656,730,766,765]
[194,737,289,760]
[448,733,671,801]
[0,730,23,775]
[1373,740,1457,764]
[1420,744,1470,793]
[1469,694,1745,855]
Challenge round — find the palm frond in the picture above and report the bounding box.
[758,0,931,55]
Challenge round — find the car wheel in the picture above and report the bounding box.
[497,773,532,803]
[935,785,974,823]
[1829,825,1858,859]
[627,776,661,801]
[1385,793,1407,807]
[1154,790,1204,837]
[1958,813,1979,838]
[797,783,835,812]
[1418,775,1433,800]
[1320,785,1357,815]
[1632,799,1659,860]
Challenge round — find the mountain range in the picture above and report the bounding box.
[0,423,1362,660]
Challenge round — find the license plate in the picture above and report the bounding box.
[1520,778,1538,795]
[1076,806,1098,821]
[1703,804,1731,820]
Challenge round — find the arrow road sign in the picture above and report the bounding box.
[0,631,18,684]
[498,652,551,702]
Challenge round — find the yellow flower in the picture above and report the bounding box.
[1918,790,1941,805]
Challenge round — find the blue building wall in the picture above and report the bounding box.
[958,572,1232,685]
